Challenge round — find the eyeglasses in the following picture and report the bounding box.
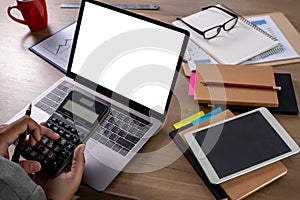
[176,6,238,39]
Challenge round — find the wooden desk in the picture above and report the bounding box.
[1,0,300,199]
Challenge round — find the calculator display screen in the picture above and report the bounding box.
[62,100,99,124]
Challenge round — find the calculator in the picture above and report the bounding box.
[21,90,109,177]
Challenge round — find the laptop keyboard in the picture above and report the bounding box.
[35,81,153,156]
[35,81,73,114]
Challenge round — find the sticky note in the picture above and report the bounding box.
[188,73,196,96]
[173,111,205,129]
[191,107,222,125]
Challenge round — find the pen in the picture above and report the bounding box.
[11,104,32,163]
[60,3,160,10]
[202,81,282,91]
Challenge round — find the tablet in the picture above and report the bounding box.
[184,107,299,184]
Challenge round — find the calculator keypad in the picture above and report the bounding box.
[21,113,82,177]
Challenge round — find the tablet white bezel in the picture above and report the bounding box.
[184,107,299,184]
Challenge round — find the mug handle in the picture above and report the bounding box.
[7,5,27,25]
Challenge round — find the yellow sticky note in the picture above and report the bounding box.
[173,111,205,129]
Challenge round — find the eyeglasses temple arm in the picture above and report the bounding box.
[176,18,204,36]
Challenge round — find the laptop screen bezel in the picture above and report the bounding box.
[67,0,189,122]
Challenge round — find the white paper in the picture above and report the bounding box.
[182,15,299,71]
[173,7,279,65]
[29,22,76,73]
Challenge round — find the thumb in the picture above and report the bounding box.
[69,144,85,182]
[19,160,41,174]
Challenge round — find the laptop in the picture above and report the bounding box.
[8,0,189,191]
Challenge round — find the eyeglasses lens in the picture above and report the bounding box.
[224,18,238,31]
[204,26,221,39]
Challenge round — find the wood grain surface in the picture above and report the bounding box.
[1,0,299,199]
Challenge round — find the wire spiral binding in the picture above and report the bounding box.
[238,16,278,41]
[217,4,278,42]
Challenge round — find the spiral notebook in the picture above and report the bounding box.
[173,5,280,64]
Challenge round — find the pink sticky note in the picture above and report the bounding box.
[188,73,196,96]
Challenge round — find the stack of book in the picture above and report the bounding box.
[170,109,289,200]
[170,5,300,199]
[173,5,299,114]
[192,63,298,114]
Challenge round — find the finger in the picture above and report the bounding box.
[68,144,85,182]
[30,125,58,141]
[28,136,39,147]
[28,126,59,148]
[41,125,60,140]
[19,160,41,174]
[1,116,40,146]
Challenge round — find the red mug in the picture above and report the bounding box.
[7,0,48,31]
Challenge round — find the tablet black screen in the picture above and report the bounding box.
[194,111,291,178]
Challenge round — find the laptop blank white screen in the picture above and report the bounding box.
[71,2,186,114]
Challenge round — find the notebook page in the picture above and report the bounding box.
[173,6,279,64]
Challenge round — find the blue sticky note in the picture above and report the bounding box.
[251,19,267,26]
[194,59,212,64]
[191,107,222,125]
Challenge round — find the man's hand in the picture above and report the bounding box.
[0,116,59,173]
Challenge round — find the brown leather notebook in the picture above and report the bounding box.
[179,110,287,200]
[221,161,287,200]
[194,64,279,107]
